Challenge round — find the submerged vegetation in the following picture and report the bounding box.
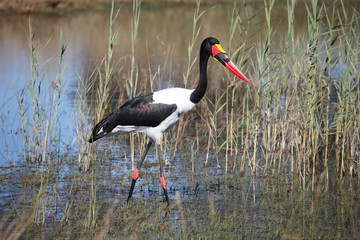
[1,0,360,238]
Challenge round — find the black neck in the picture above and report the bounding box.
[190,46,210,104]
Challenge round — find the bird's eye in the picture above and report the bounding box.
[178,113,181,117]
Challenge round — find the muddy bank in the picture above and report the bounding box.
[0,0,233,14]
[1,0,359,14]
[0,0,126,13]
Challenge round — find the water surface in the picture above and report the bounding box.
[0,2,359,239]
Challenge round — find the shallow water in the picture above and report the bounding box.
[0,1,360,239]
[1,147,359,239]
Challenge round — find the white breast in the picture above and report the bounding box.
[152,88,196,113]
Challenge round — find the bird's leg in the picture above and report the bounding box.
[127,139,153,203]
[158,146,170,204]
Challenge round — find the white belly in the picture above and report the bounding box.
[144,110,180,144]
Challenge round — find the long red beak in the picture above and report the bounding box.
[225,60,251,83]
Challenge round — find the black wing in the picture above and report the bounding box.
[89,93,177,143]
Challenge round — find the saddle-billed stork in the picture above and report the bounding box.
[88,37,250,204]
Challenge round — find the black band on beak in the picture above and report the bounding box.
[214,52,230,66]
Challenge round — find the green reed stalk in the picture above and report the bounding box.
[17,88,28,162]
[321,21,339,182]
[237,2,259,161]
[275,0,296,173]
[64,73,92,220]
[213,90,228,167]
[87,0,121,225]
[203,88,225,167]
[173,0,204,160]
[23,21,69,224]
[127,0,142,170]
[83,0,119,171]
[304,0,320,187]
[127,0,141,99]
[97,0,120,121]
[49,28,66,155]
[240,0,360,182]
[240,86,251,173]
[64,71,93,220]
[33,121,49,224]
[255,0,275,175]
[226,1,241,173]
[28,22,43,162]
[334,12,346,178]
[350,12,360,177]
[226,0,256,173]
[51,29,66,220]
[89,154,98,227]
[287,0,296,48]
[265,0,275,174]
[183,0,205,88]
[337,10,359,177]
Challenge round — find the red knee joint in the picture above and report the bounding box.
[160,174,167,189]
[133,168,140,180]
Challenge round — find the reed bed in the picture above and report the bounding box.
[241,0,360,188]
[2,0,360,238]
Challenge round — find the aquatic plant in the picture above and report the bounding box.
[3,0,360,239]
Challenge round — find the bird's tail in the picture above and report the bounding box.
[88,118,107,143]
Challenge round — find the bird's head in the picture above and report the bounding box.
[202,37,251,83]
